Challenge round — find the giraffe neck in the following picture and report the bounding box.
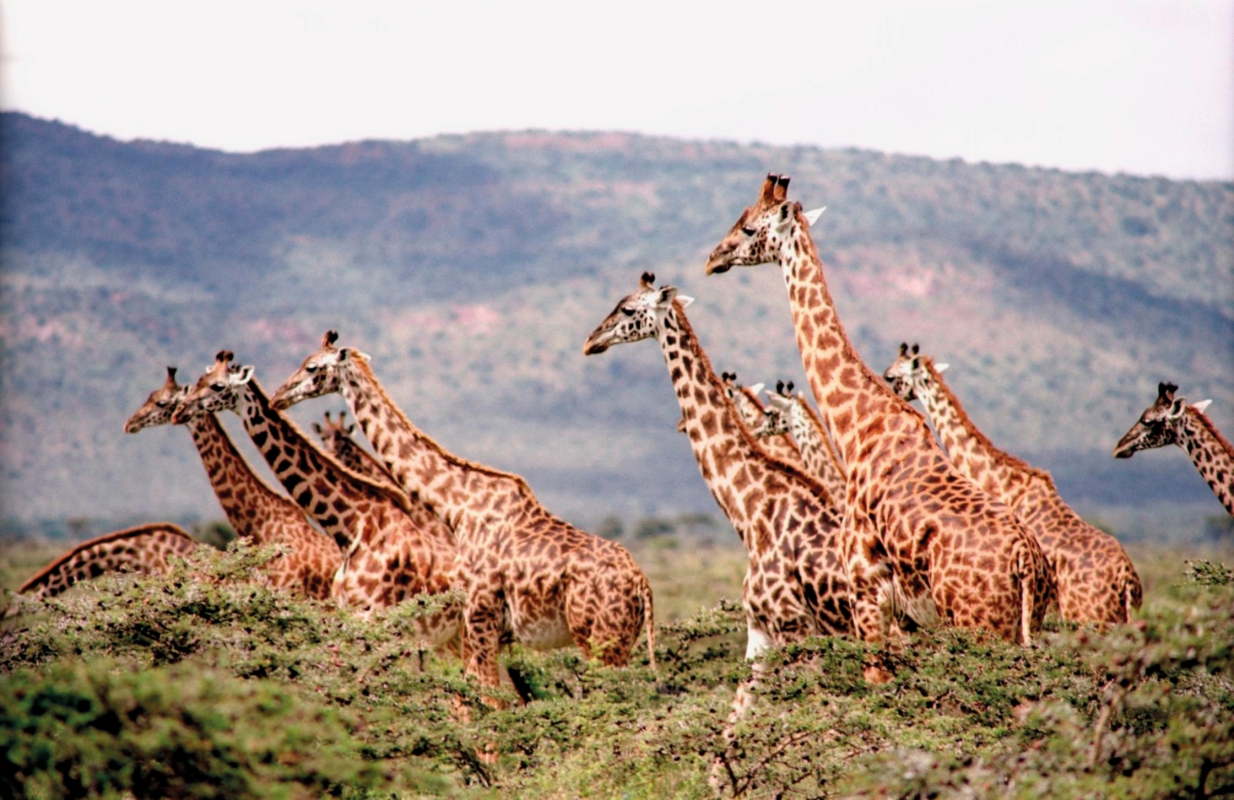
[789,399,846,497]
[777,218,922,467]
[234,379,409,550]
[656,302,802,548]
[337,360,524,535]
[186,413,300,543]
[1179,409,1234,515]
[911,360,1028,501]
[322,432,397,489]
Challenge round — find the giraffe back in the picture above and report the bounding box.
[18,523,198,599]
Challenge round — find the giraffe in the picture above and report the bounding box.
[313,410,400,490]
[269,331,656,706]
[719,372,808,472]
[705,174,1055,654]
[1115,382,1233,517]
[171,352,461,649]
[584,272,854,650]
[584,273,864,781]
[758,380,848,514]
[884,344,1142,623]
[124,366,341,600]
[18,523,198,599]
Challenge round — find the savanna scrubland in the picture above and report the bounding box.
[2,536,1231,798]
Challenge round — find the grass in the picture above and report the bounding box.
[0,536,1231,798]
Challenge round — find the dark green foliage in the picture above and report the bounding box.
[2,541,1232,797]
[0,660,382,799]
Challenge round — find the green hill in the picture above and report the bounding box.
[1,113,1230,540]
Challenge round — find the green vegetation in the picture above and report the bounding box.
[2,539,1231,798]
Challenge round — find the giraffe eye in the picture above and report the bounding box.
[305,364,317,373]
[211,383,226,391]
[621,307,636,317]
[742,226,757,236]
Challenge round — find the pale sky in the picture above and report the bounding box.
[2,0,1231,181]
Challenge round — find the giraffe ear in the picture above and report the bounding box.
[233,365,255,385]
[804,206,826,225]
[748,382,765,396]
[936,363,949,373]
[1192,399,1213,414]
[1167,398,1187,419]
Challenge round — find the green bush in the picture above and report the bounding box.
[0,659,383,799]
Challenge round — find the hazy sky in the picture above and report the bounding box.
[2,0,1231,180]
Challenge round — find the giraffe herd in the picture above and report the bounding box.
[15,174,1230,734]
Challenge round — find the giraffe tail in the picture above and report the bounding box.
[641,574,657,671]
[1124,563,1144,621]
[1017,544,1044,646]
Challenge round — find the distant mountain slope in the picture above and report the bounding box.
[1,112,1231,539]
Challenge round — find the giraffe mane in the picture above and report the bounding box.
[17,522,194,594]
[349,357,537,495]
[784,204,925,425]
[922,357,1057,489]
[1189,402,1234,459]
[670,299,839,505]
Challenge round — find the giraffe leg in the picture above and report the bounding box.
[710,623,775,794]
[843,516,897,684]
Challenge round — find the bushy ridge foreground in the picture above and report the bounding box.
[1,541,1231,798]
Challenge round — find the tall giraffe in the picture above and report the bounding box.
[1116,382,1233,516]
[584,273,863,774]
[584,272,854,650]
[719,372,808,472]
[758,381,848,513]
[884,344,1142,623]
[18,523,198,599]
[124,366,341,600]
[270,331,656,704]
[705,174,1054,648]
[313,410,399,490]
[172,353,461,647]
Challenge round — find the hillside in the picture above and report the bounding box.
[1,112,1231,540]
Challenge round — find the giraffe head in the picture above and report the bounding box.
[172,350,254,423]
[582,272,693,355]
[718,372,767,430]
[271,330,369,410]
[882,343,949,402]
[1113,382,1214,458]
[313,410,356,450]
[124,366,189,433]
[756,381,797,438]
[705,173,802,275]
